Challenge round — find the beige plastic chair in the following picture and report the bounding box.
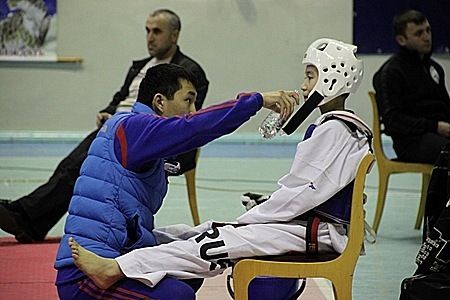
[368,91,433,232]
[232,153,375,300]
[184,149,201,225]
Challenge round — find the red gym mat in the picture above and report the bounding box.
[0,236,61,300]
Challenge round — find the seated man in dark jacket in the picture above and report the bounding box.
[373,9,450,164]
[0,9,209,243]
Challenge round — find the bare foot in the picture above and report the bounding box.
[68,237,124,289]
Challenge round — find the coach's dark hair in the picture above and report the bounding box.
[392,9,427,38]
[137,64,197,110]
[150,9,181,31]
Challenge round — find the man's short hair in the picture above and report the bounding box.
[150,9,181,31]
[392,9,427,38]
[137,64,198,109]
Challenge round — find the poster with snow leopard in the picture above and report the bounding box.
[0,0,57,61]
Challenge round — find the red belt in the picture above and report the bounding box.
[306,216,321,255]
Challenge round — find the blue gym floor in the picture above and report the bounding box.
[0,132,423,299]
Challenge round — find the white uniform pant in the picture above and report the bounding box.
[115,221,347,287]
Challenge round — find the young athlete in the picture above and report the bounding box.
[66,38,373,296]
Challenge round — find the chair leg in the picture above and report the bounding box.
[184,168,200,226]
[415,173,431,230]
[372,170,390,233]
[233,269,252,300]
[331,276,353,300]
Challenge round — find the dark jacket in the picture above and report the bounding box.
[373,47,450,139]
[100,46,209,115]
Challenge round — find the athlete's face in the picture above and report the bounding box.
[300,65,319,101]
[396,20,432,57]
[145,14,179,59]
[156,79,197,117]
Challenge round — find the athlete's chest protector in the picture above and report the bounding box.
[303,111,372,224]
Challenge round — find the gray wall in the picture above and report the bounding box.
[1,0,449,135]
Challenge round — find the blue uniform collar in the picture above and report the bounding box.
[132,102,157,114]
[130,102,181,175]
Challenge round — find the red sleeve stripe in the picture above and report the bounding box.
[192,100,238,115]
[116,124,128,168]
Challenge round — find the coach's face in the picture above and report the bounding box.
[153,79,197,117]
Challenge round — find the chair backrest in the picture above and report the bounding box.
[336,153,375,264]
[184,148,201,225]
[368,91,390,163]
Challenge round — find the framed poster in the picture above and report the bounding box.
[0,0,57,61]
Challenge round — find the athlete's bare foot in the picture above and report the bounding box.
[68,237,125,289]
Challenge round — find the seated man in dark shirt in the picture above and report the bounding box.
[0,9,209,243]
[373,9,450,164]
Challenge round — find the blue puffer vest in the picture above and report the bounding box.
[54,108,167,269]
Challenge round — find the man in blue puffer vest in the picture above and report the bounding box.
[54,63,299,299]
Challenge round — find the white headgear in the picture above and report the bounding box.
[302,38,364,106]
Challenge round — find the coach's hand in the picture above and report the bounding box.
[260,90,299,120]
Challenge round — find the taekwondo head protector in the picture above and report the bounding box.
[282,38,364,135]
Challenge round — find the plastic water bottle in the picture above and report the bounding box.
[259,111,285,139]
[259,90,299,139]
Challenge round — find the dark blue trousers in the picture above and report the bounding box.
[57,275,199,300]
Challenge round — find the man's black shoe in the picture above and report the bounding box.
[0,203,35,243]
[0,198,12,205]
